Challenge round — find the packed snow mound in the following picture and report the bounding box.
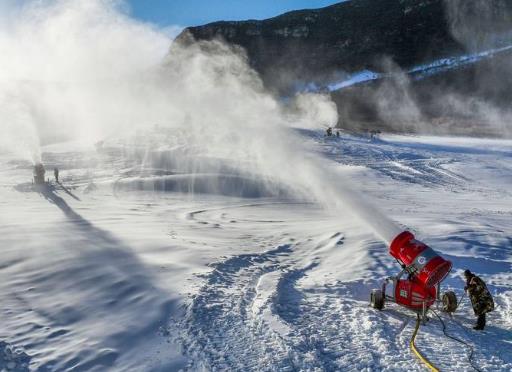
[93,140,295,198]
[113,173,290,198]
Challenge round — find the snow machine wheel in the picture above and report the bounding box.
[370,289,385,310]
[442,291,458,313]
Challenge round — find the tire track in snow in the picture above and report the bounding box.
[319,137,468,189]
[185,201,312,225]
[170,231,346,371]
[172,244,299,371]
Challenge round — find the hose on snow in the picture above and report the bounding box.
[410,314,440,372]
[430,308,482,372]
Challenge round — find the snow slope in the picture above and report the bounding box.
[304,44,512,93]
[1,132,511,371]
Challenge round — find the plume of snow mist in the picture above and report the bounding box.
[374,60,425,134]
[441,0,512,136]
[0,0,401,244]
[287,93,339,129]
[0,0,172,157]
[444,0,512,51]
[0,85,41,164]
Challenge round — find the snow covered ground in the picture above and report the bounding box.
[1,132,511,371]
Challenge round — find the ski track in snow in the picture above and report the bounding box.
[318,136,471,189]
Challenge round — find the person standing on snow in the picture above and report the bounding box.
[464,269,494,330]
[54,167,59,183]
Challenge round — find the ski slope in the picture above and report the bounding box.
[305,44,512,93]
[1,132,511,371]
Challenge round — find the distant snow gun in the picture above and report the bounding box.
[33,163,46,185]
[370,231,458,319]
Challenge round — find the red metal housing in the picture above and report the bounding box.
[390,231,452,287]
[394,279,436,309]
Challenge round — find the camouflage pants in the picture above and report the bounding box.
[471,296,494,316]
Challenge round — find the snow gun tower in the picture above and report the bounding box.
[370,231,458,318]
[33,163,46,185]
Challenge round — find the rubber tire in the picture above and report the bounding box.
[370,289,385,310]
[442,291,458,313]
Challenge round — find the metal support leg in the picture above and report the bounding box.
[422,301,428,324]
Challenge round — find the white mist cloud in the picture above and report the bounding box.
[440,0,512,136]
[375,61,425,133]
[0,0,339,168]
[0,0,402,244]
[289,92,339,129]
[0,0,173,158]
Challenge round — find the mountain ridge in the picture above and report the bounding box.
[175,0,512,136]
[175,0,465,91]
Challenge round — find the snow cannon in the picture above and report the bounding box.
[33,163,46,185]
[370,231,457,319]
[389,231,452,287]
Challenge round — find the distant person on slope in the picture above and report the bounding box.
[54,168,59,183]
[464,269,494,330]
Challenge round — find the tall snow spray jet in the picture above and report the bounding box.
[0,0,173,163]
[0,1,40,163]
[0,0,401,245]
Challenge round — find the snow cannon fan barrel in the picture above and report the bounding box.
[389,231,452,287]
[33,163,46,185]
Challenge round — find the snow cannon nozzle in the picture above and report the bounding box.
[389,231,452,287]
[389,231,415,259]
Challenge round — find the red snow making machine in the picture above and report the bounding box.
[370,231,458,318]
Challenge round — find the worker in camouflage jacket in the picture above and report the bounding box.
[464,269,494,330]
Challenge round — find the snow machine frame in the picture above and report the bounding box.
[370,267,458,321]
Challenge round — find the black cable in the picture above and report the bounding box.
[456,291,466,310]
[430,308,483,372]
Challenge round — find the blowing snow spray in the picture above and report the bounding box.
[370,231,457,318]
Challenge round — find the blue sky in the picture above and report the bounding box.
[127,1,341,27]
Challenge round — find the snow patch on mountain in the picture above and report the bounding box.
[304,44,512,93]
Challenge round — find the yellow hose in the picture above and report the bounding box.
[410,315,440,372]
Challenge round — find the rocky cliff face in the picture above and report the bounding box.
[176,0,464,91]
